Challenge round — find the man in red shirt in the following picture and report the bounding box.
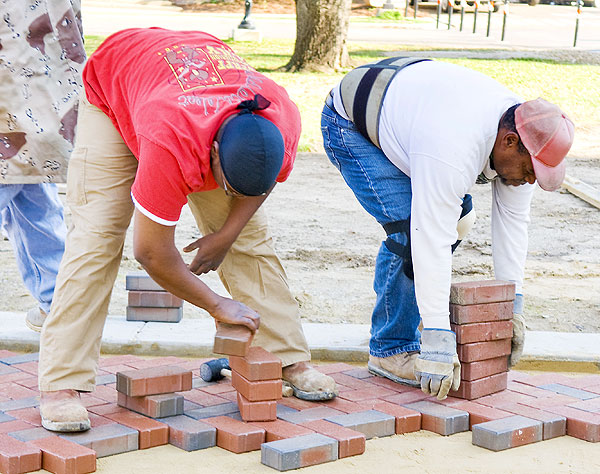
[38,28,337,432]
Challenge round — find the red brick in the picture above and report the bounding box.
[330,373,375,390]
[0,421,34,434]
[383,389,430,406]
[518,373,574,387]
[101,364,139,375]
[457,339,511,363]
[278,397,320,411]
[213,324,254,357]
[450,280,515,305]
[104,411,168,449]
[519,394,582,410]
[0,373,31,386]
[507,381,558,398]
[541,406,600,442]
[88,414,115,428]
[198,382,235,396]
[402,401,469,436]
[559,375,600,390]
[0,351,18,358]
[116,366,192,397]
[300,419,365,458]
[125,356,190,370]
[342,368,373,380]
[12,362,38,376]
[337,386,396,402]
[449,372,508,400]
[0,384,37,400]
[13,377,39,390]
[117,392,183,418]
[476,390,538,409]
[78,394,109,409]
[231,371,282,402]
[359,400,421,434]
[569,398,600,413]
[127,290,182,307]
[31,436,96,474]
[182,389,229,407]
[203,415,265,453]
[88,404,127,416]
[317,398,366,413]
[89,385,118,404]
[449,301,514,325]
[496,402,566,440]
[452,401,513,429]
[0,433,42,474]
[229,347,282,381]
[366,376,408,392]
[462,357,509,381]
[451,321,513,344]
[5,408,41,426]
[314,363,356,375]
[237,392,277,422]
[98,355,142,368]
[249,419,314,442]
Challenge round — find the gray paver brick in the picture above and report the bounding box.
[0,352,39,365]
[8,427,55,442]
[60,423,138,458]
[538,383,599,400]
[185,402,240,420]
[472,415,543,451]
[162,415,216,451]
[0,397,39,412]
[261,433,338,471]
[325,410,395,439]
[125,272,165,291]
[402,400,469,436]
[126,306,183,323]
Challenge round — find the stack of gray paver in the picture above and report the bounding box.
[125,272,183,322]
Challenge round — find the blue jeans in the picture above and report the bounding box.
[321,103,420,357]
[0,184,66,314]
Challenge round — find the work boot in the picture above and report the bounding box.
[368,352,420,387]
[282,361,338,401]
[25,307,47,333]
[40,389,90,432]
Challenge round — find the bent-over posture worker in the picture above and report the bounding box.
[321,57,574,399]
[38,27,336,432]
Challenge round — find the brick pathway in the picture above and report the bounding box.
[1,350,599,473]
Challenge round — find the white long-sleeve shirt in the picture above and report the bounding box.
[332,61,534,330]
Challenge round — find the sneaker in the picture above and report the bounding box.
[282,362,338,401]
[368,352,420,387]
[25,307,47,333]
[40,389,90,432]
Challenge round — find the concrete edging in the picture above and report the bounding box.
[0,312,598,370]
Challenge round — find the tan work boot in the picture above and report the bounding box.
[282,361,338,401]
[25,307,47,333]
[368,352,420,387]
[40,389,91,432]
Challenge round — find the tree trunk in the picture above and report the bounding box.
[285,0,352,72]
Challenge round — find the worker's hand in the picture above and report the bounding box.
[183,232,232,275]
[509,294,525,367]
[211,296,260,332]
[414,329,461,400]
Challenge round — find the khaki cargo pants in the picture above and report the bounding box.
[38,97,310,392]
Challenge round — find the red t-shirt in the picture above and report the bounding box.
[83,28,301,224]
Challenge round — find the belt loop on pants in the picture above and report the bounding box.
[324,89,335,111]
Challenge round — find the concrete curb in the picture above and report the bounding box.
[1,312,598,369]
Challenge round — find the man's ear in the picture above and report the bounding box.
[210,141,220,168]
[504,131,520,149]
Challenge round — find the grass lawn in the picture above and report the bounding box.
[84,35,599,152]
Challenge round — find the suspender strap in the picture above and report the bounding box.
[339,57,431,149]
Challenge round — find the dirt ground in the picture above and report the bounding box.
[1,146,598,333]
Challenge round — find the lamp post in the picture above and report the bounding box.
[238,0,256,29]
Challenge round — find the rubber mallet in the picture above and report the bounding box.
[200,358,231,382]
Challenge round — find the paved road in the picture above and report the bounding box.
[82,1,600,51]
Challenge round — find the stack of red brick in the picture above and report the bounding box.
[212,323,283,422]
[125,273,183,323]
[448,280,515,400]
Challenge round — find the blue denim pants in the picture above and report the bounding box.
[321,103,420,357]
[0,184,66,314]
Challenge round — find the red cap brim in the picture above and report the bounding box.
[531,155,566,191]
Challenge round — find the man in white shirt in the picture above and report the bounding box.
[322,58,574,400]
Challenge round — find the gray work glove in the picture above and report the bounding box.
[509,294,525,368]
[414,329,461,400]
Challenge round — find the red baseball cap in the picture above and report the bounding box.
[515,98,574,191]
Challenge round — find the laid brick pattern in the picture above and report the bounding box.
[125,272,183,322]
[1,352,600,472]
[449,280,514,400]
